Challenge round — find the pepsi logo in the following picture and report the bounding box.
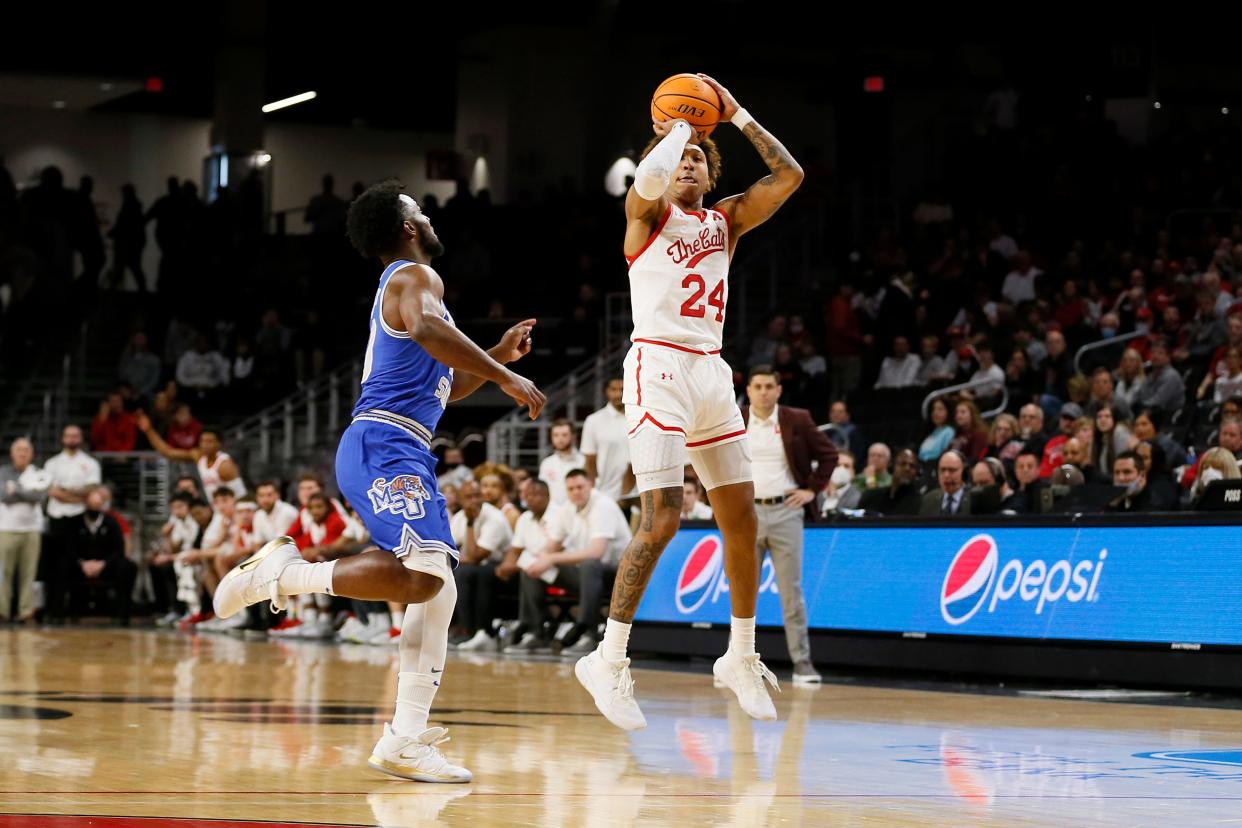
[940,534,998,625]
[675,536,724,614]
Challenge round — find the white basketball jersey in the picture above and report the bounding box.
[627,204,731,350]
[198,452,246,499]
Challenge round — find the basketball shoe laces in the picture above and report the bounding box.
[399,727,454,773]
[744,654,781,694]
[612,659,637,701]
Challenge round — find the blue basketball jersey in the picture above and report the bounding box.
[352,259,455,438]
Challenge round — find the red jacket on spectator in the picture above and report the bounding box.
[1039,435,1068,478]
[91,411,137,452]
[825,295,866,357]
[167,418,203,450]
[286,507,346,550]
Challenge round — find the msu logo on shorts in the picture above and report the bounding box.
[368,474,432,520]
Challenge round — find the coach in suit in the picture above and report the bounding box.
[741,366,838,685]
[919,448,973,516]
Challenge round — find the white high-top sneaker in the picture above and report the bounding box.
[574,646,647,731]
[713,650,780,721]
[367,723,473,783]
[213,537,301,618]
[454,629,495,652]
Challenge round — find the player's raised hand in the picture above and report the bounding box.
[496,318,536,364]
[652,116,691,138]
[695,74,739,122]
[499,371,546,420]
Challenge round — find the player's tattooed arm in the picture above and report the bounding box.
[697,73,804,239]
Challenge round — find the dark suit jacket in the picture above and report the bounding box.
[741,405,838,519]
[859,483,923,515]
[918,487,973,517]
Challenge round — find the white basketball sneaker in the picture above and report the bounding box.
[213,537,301,619]
[713,650,780,721]
[367,723,473,783]
[574,647,647,731]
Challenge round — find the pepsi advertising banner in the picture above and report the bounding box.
[634,524,1242,646]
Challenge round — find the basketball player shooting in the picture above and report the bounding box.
[576,74,804,729]
[211,180,545,783]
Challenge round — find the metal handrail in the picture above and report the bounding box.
[229,358,361,438]
[921,378,1010,420]
[1073,331,1147,374]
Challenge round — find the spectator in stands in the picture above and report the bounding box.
[1037,402,1082,478]
[503,480,559,654]
[1086,366,1132,422]
[437,446,474,491]
[539,419,585,506]
[859,448,922,515]
[1220,418,1242,462]
[951,400,989,461]
[968,341,1004,402]
[855,443,892,491]
[1002,250,1041,305]
[1115,348,1146,412]
[970,458,1024,514]
[1041,329,1074,416]
[680,480,713,520]
[108,184,148,292]
[173,475,200,498]
[0,438,48,623]
[1013,449,1044,513]
[90,391,137,452]
[479,471,521,530]
[305,174,348,236]
[165,403,203,451]
[1062,435,1103,484]
[1018,403,1047,457]
[826,401,867,460]
[1005,348,1040,409]
[985,413,1024,462]
[874,336,921,389]
[1134,441,1180,511]
[254,309,293,398]
[526,470,630,656]
[1190,447,1241,505]
[916,335,951,385]
[920,449,971,516]
[1107,451,1159,513]
[772,343,807,404]
[1198,346,1242,405]
[1136,340,1185,419]
[825,284,866,402]
[118,332,162,402]
[820,451,856,515]
[451,480,514,652]
[176,335,229,408]
[919,398,955,465]
[581,378,634,503]
[253,480,299,543]
[59,487,136,624]
[748,315,788,369]
[1129,408,1187,469]
[1091,403,1131,478]
[1176,291,1227,368]
[1202,314,1242,390]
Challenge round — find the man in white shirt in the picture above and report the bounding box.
[681,480,714,520]
[580,378,634,502]
[1001,250,1042,305]
[873,336,922,389]
[43,424,103,617]
[969,341,1005,399]
[252,480,300,544]
[538,419,586,505]
[450,480,514,651]
[503,479,563,654]
[0,438,49,622]
[524,470,631,656]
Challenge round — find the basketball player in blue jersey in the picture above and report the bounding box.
[212,180,545,783]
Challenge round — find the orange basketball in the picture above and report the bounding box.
[651,73,722,142]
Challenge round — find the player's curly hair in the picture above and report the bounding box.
[346,178,407,259]
[640,135,722,190]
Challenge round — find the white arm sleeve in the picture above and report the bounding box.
[633,121,693,201]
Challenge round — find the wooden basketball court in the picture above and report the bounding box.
[1,628,1238,827]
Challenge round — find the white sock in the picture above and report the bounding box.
[730,615,756,656]
[602,618,631,662]
[277,560,336,597]
[302,606,318,624]
[390,610,403,630]
[392,671,438,736]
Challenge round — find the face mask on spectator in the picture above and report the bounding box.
[830,466,852,489]
[1100,327,1116,338]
